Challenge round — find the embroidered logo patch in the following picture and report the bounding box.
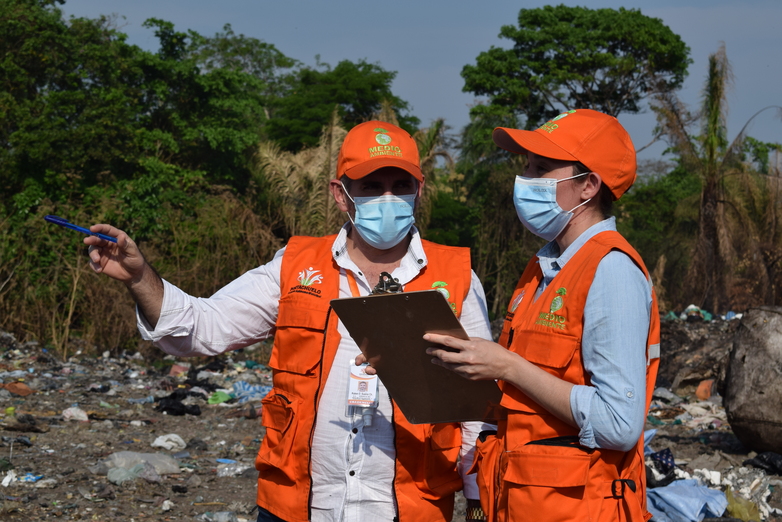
[538,110,577,134]
[535,288,567,330]
[297,267,323,286]
[375,128,392,145]
[509,290,526,313]
[289,267,323,297]
[432,281,457,314]
[550,287,566,313]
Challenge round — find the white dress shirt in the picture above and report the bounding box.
[137,225,494,521]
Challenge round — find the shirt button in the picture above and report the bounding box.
[349,471,355,476]
[626,391,634,398]
[417,259,423,264]
[352,428,358,434]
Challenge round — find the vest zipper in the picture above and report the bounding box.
[391,393,399,521]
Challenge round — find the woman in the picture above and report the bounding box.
[425,109,660,522]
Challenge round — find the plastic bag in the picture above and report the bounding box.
[89,451,180,476]
[151,433,187,452]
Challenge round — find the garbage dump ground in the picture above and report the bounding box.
[1,316,782,521]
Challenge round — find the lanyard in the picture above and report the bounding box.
[346,270,362,298]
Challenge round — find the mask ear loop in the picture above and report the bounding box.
[341,181,358,226]
[561,172,594,213]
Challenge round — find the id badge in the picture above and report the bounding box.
[347,361,378,408]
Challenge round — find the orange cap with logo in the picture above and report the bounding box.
[337,120,423,181]
[492,109,636,199]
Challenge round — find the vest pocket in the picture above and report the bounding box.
[515,329,579,368]
[418,424,462,499]
[269,297,330,375]
[257,389,303,482]
[502,445,592,521]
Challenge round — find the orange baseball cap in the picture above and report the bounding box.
[337,120,423,181]
[493,109,637,199]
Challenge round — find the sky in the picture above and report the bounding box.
[59,0,781,164]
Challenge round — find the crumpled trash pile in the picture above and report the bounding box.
[645,385,782,521]
[663,304,743,323]
[0,328,272,520]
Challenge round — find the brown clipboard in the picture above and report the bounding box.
[330,290,502,424]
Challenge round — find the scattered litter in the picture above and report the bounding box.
[743,452,782,475]
[0,382,33,396]
[194,511,240,522]
[695,379,715,401]
[217,462,251,477]
[679,304,713,322]
[151,433,187,452]
[61,406,89,422]
[208,390,234,404]
[2,470,17,487]
[647,478,727,522]
[231,382,271,404]
[89,451,181,476]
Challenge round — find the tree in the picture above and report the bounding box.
[266,58,419,151]
[188,23,298,119]
[0,0,147,201]
[653,44,782,312]
[462,5,691,129]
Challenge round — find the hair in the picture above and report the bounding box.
[340,175,353,193]
[573,162,613,218]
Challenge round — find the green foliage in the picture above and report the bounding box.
[617,163,701,309]
[188,23,298,109]
[266,58,419,151]
[424,189,472,247]
[462,5,691,128]
[0,0,145,200]
[743,137,782,174]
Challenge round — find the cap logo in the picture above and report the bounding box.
[538,110,577,134]
[374,128,392,145]
[368,128,403,158]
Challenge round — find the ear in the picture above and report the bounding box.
[330,179,351,213]
[582,172,602,201]
[416,176,426,199]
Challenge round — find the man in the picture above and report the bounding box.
[85,120,492,522]
[425,109,660,521]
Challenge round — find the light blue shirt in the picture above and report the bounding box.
[535,217,652,452]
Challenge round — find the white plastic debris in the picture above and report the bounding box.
[151,433,187,452]
[62,406,89,422]
[2,470,16,487]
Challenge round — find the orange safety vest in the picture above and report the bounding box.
[473,231,660,522]
[254,235,475,522]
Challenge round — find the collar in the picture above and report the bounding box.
[330,223,428,285]
[537,217,617,282]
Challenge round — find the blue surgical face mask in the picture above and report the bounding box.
[342,183,416,250]
[513,173,591,241]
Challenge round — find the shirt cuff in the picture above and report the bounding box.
[570,384,597,448]
[135,279,193,342]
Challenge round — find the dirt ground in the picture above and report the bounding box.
[1,318,781,521]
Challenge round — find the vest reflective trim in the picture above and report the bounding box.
[648,343,661,365]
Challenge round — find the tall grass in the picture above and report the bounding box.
[0,190,280,359]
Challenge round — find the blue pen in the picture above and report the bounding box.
[44,215,118,243]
